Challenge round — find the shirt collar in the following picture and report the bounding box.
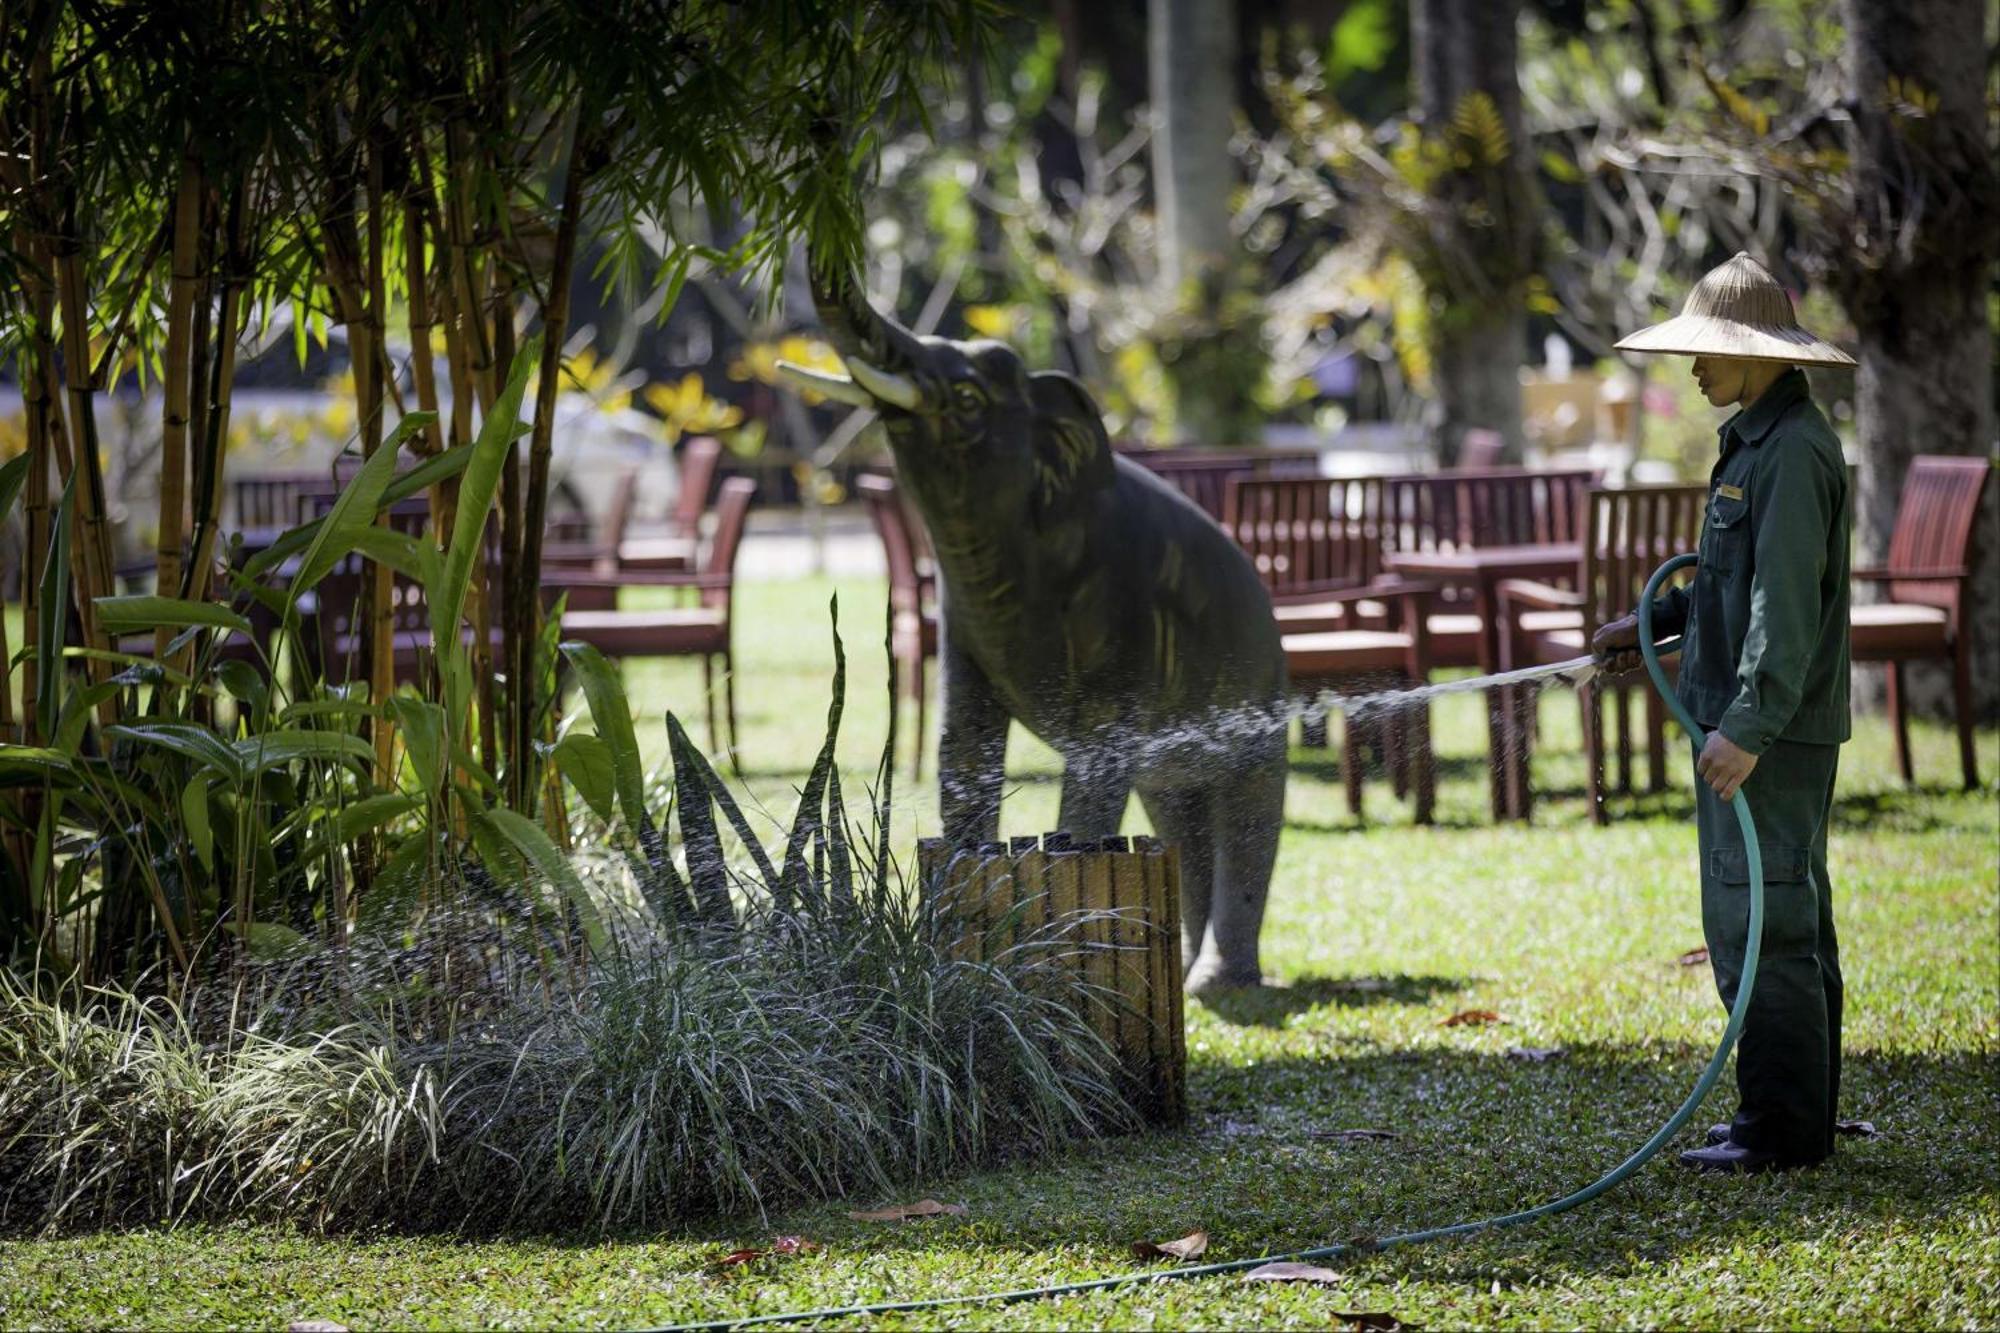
[1719,367,1809,451]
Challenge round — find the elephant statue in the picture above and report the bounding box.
[777,262,1287,994]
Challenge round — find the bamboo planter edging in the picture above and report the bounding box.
[915,833,1187,1126]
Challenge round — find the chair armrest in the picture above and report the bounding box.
[543,572,732,592]
[1853,567,1970,582]
[1496,579,1586,611]
[1272,578,1440,608]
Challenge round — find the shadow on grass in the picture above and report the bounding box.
[1829,786,1987,834]
[1200,974,1469,1027]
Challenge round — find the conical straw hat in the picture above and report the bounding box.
[1615,252,1856,366]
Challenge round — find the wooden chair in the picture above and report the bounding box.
[544,476,756,755]
[545,467,640,574]
[1453,427,1506,471]
[307,498,469,688]
[1497,484,1705,823]
[1116,444,1321,523]
[857,473,938,776]
[1850,455,1991,789]
[1281,581,1437,824]
[617,435,724,573]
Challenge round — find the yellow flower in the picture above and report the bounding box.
[962,305,1018,340]
[642,372,743,445]
[562,348,633,415]
[728,335,844,402]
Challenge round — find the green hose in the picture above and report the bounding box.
[664,552,1763,1333]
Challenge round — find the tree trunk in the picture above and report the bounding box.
[1147,0,1252,446]
[1842,0,1999,721]
[1412,0,1531,464]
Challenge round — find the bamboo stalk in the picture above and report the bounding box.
[363,136,394,787]
[156,156,204,660]
[184,180,249,610]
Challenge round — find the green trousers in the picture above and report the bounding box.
[1695,738,1843,1164]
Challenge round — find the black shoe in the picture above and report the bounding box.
[1677,1142,1788,1174]
[1706,1122,1730,1146]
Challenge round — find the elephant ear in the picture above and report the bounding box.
[1028,371,1115,520]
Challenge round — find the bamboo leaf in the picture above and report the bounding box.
[93,595,252,637]
[36,474,75,740]
[477,807,609,955]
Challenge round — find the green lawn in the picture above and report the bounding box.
[5,574,1996,1330]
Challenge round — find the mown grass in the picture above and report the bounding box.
[4,573,1995,1330]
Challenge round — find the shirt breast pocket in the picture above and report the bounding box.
[1701,492,1750,576]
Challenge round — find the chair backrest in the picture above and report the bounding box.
[673,436,725,536]
[1454,428,1506,471]
[1885,455,1991,610]
[699,476,756,612]
[225,470,344,531]
[858,472,929,614]
[598,467,641,548]
[1382,468,1599,555]
[1577,484,1706,636]
[1119,445,1322,523]
[307,497,434,681]
[1223,474,1391,595]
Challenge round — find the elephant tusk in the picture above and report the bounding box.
[845,357,924,412]
[774,360,875,408]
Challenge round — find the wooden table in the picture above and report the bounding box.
[1383,543,1582,820]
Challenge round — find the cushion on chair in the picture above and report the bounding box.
[616,537,697,572]
[1850,602,1949,658]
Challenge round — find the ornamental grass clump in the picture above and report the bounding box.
[0,611,1135,1234]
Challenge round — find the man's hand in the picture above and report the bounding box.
[1591,614,1645,676]
[1696,731,1758,801]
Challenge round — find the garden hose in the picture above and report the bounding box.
[663,552,1763,1333]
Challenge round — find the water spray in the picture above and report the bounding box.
[661,554,1763,1333]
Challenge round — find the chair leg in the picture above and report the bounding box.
[1385,707,1408,800]
[1952,639,1978,790]
[1581,680,1607,826]
[1341,706,1364,820]
[1508,680,1536,823]
[1645,688,1667,792]
[724,652,739,763]
[912,648,928,781]
[1412,698,1436,826]
[1613,683,1633,794]
[1887,662,1913,785]
[703,655,719,754]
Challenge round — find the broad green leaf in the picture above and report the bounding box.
[558,640,646,832]
[388,694,447,799]
[181,780,214,871]
[105,721,245,785]
[281,411,432,595]
[437,338,538,655]
[550,732,618,824]
[351,526,435,584]
[335,793,420,842]
[53,680,124,756]
[230,730,375,779]
[0,746,74,785]
[224,920,310,960]
[93,595,253,637]
[476,807,609,955]
[213,660,269,717]
[0,453,30,523]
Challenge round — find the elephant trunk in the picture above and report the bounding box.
[806,249,927,385]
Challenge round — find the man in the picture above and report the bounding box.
[1594,252,1856,1174]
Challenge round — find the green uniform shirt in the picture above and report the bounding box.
[1650,368,1852,754]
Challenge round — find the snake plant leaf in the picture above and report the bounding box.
[476,807,610,956]
[656,714,779,891]
[92,595,254,637]
[779,596,846,911]
[666,712,733,923]
[550,732,618,824]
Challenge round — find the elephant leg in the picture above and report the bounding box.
[1137,785,1215,977]
[1197,750,1284,992]
[1058,752,1133,840]
[937,619,1009,848]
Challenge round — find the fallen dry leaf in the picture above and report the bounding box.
[1131,1230,1209,1261]
[1505,1046,1567,1063]
[1439,1008,1506,1027]
[1677,946,1710,966]
[1334,1312,1407,1332]
[770,1235,819,1255]
[287,1323,348,1333]
[1836,1119,1880,1138]
[846,1198,967,1223]
[1310,1128,1399,1142]
[708,1248,766,1270]
[1243,1261,1343,1284]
